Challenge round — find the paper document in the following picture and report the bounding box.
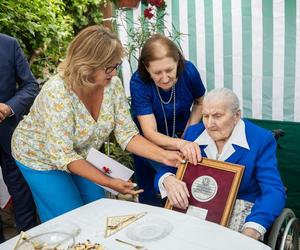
[86,148,134,195]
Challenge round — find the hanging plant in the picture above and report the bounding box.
[113,0,140,9]
[116,0,183,74]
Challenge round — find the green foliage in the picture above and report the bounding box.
[0,0,108,81]
[64,0,108,33]
[0,0,74,80]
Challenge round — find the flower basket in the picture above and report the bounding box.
[117,0,140,9]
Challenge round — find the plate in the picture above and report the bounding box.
[125,216,173,242]
[15,231,75,250]
[41,221,81,236]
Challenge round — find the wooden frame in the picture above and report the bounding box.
[165,158,244,226]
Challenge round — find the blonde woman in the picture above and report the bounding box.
[11,25,182,222]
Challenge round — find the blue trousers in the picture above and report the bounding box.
[16,161,105,222]
[0,147,36,238]
[133,155,165,207]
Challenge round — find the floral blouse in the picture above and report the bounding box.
[12,75,138,171]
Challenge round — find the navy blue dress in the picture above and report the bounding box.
[130,60,205,206]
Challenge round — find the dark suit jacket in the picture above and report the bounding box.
[0,33,38,154]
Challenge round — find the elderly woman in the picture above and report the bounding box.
[11,25,183,222]
[130,34,205,206]
[155,88,286,240]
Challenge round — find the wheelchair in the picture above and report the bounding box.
[266,208,300,250]
[265,130,300,250]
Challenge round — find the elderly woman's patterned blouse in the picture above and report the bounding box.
[12,75,138,171]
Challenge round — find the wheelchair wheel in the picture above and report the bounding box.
[279,217,299,250]
[267,208,296,250]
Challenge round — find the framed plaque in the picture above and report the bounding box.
[165,158,244,226]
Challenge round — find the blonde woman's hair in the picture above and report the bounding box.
[58,25,123,88]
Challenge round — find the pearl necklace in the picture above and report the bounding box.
[156,85,176,137]
[156,85,175,104]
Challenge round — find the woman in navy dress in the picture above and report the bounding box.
[130,34,206,206]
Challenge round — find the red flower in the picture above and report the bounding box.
[148,0,165,8]
[102,166,112,175]
[144,7,154,19]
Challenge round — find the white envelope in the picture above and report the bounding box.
[86,148,134,195]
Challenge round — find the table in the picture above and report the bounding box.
[0,198,271,250]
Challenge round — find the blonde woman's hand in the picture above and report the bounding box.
[164,175,189,209]
[110,178,144,195]
[176,139,201,165]
[162,150,184,167]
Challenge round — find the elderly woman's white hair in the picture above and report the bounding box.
[204,88,241,113]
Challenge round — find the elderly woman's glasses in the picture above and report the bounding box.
[105,62,122,74]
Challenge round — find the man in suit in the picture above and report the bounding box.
[0,33,38,242]
[154,88,286,240]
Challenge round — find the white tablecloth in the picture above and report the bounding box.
[0,198,271,250]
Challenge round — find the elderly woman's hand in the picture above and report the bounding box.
[163,175,190,209]
[242,228,261,240]
[176,139,201,165]
[110,178,144,195]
